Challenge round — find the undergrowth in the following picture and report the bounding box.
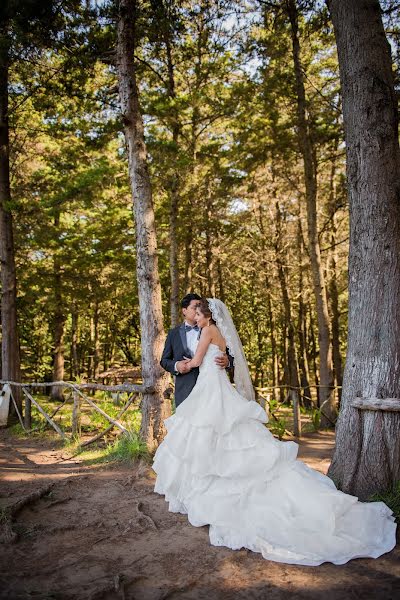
[76,430,150,465]
[370,481,400,522]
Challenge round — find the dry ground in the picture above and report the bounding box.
[0,429,399,600]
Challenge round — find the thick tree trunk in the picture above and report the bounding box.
[327,0,400,498]
[117,0,170,448]
[286,0,336,426]
[0,33,21,423]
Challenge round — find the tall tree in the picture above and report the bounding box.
[0,14,21,417]
[117,0,170,448]
[285,0,336,427]
[327,0,400,498]
[0,0,62,418]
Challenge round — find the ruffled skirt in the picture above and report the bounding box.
[153,369,396,566]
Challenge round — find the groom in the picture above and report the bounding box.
[161,293,232,407]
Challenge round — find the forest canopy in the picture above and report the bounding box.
[1,0,399,415]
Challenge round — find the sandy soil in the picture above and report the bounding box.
[0,429,398,600]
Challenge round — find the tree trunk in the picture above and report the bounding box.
[117,0,170,448]
[297,216,312,408]
[51,213,65,401]
[274,201,301,435]
[327,0,400,498]
[51,300,65,400]
[164,21,180,327]
[327,154,343,405]
[0,30,21,423]
[266,278,278,401]
[71,308,79,379]
[253,190,278,400]
[286,0,336,426]
[205,186,216,297]
[169,185,180,325]
[328,238,343,406]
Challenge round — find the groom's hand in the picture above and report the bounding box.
[215,354,229,369]
[177,359,191,374]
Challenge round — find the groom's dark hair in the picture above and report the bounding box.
[181,293,201,309]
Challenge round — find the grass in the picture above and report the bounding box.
[75,430,150,465]
[7,392,146,466]
[370,481,400,522]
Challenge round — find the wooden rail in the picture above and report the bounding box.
[0,380,152,443]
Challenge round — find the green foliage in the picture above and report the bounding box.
[7,0,352,405]
[79,430,150,465]
[370,482,400,523]
[103,431,150,463]
[311,408,321,432]
[268,417,287,441]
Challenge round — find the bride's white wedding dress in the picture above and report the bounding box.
[153,343,397,566]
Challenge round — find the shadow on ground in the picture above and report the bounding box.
[0,429,398,600]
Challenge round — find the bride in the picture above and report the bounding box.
[153,298,396,566]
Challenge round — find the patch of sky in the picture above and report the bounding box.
[31,250,47,261]
[229,198,248,214]
[229,167,247,178]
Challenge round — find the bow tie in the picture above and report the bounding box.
[185,324,199,332]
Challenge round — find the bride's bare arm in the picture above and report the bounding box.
[186,327,213,368]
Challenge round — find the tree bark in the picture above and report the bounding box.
[274,201,301,435]
[328,239,343,405]
[183,232,193,293]
[93,300,100,380]
[205,184,216,297]
[286,0,336,426]
[327,0,400,498]
[297,215,312,408]
[70,308,79,378]
[308,303,320,406]
[51,213,65,401]
[0,26,21,423]
[117,0,170,448]
[163,12,180,327]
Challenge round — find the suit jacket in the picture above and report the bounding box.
[160,323,234,408]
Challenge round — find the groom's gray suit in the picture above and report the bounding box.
[161,323,233,407]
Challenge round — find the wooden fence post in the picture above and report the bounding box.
[71,389,80,437]
[24,386,31,430]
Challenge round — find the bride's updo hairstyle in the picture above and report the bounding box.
[198,297,216,325]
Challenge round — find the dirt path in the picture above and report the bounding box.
[0,430,398,600]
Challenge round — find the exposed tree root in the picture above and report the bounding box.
[0,483,54,543]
